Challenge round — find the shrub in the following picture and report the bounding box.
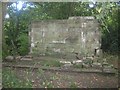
[2,68,32,88]
[17,33,29,56]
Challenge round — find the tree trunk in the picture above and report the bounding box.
[0,2,8,89]
[1,2,8,59]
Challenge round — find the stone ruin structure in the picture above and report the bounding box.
[29,16,102,59]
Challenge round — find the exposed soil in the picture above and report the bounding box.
[3,66,118,88]
[3,56,119,88]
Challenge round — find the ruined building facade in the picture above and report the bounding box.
[29,16,101,59]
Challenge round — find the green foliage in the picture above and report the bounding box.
[42,80,54,88]
[41,60,63,67]
[17,33,29,55]
[2,43,9,59]
[3,2,31,57]
[2,68,32,88]
[73,63,83,69]
[95,3,119,53]
[3,2,119,58]
[38,68,54,88]
[69,82,78,88]
[0,50,1,59]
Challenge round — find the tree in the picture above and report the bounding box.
[3,2,119,58]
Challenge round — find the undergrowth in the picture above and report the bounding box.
[2,67,32,88]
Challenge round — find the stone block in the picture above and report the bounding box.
[92,62,102,69]
[82,63,91,68]
[24,55,33,58]
[15,56,22,60]
[102,68,116,73]
[60,61,71,64]
[5,56,14,61]
[72,60,83,64]
[61,63,73,69]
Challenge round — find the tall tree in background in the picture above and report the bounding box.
[3,2,119,58]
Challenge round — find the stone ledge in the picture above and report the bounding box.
[3,64,117,74]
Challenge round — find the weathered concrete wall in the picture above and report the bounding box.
[30,16,101,59]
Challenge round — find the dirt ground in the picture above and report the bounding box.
[3,55,119,88]
[9,67,118,88]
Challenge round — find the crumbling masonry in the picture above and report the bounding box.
[29,16,102,59]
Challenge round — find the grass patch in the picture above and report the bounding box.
[73,64,83,69]
[69,82,78,88]
[2,67,32,88]
[42,80,54,88]
[102,53,118,68]
[0,50,2,59]
[40,60,63,67]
